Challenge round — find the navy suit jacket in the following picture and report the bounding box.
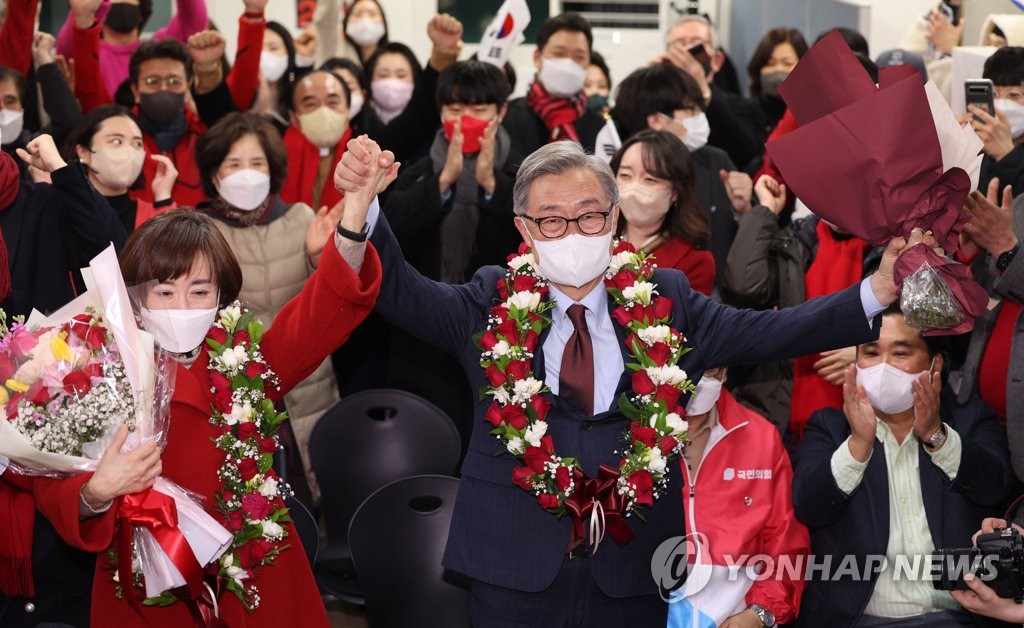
[792,393,1014,628]
[370,211,881,597]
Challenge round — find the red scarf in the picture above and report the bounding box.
[0,473,36,597]
[0,149,19,301]
[526,81,586,143]
[280,125,351,209]
[789,221,869,437]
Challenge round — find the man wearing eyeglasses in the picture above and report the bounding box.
[333,135,931,628]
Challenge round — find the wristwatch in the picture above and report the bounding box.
[749,604,776,627]
[924,424,948,451]
[996,242,1020,272]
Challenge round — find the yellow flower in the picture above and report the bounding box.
[0,387,7,405]
[50,337,74,363]
[4,379,27,393]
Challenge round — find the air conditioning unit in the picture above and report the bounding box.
[562,1,661,30]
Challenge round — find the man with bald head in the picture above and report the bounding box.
[281,69,353,210]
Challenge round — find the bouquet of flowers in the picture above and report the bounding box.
[766,30,989,335]
[0,246,232,603]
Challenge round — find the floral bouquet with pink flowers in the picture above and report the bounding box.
[0,246,233,608]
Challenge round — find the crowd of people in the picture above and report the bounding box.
[1,0,1023,626]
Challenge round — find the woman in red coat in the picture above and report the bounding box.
[34,209,382,626]
[611,130,716,295]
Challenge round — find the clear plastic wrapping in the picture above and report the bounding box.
[899,262,966,331]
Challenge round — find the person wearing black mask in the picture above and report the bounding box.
[746,28,808,138]
[126,38,207,206]
[60,0,208,105]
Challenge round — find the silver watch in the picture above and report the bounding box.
[924,424,948,450]
[749,604,776,627]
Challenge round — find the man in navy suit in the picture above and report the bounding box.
[793,306,1013,628]
[333,135,927,627]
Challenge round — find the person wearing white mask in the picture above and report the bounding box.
[335,135,932,627]
[35,204,381,626]
[70,105,178,232]
[280,70,352,210]
[662,366,808,628]
[608,63,751,296]
[966,47,1024,198]
[793,304,1013,628]
[195,111,349,502]
[610,130,715,295]
[502,12,606,157]
[342,0,388,65]
[359,14,462,167]
[249,21,302,130]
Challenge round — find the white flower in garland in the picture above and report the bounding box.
[260,520,284,541]
[507,436,525,455]
[647,365,688,387]
[512,377,543,404]
[647,446,667,474]
[507,253,537,271]
[524,421,548,448]
[622,281,655,305]
[505,291,542,311]
[665,412,689,437]
[493,386,511,405]
[637,325,673,347]
[491,340,511,358]
[217,345,250,373]
[258,477,279,498]
[607,250,635,276]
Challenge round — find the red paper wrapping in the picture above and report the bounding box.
[766,30,986,334]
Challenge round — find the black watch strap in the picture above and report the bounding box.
[336,222,369,242]
[997,242,1020,272]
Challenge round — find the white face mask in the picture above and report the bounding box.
[88,146,145,190]
[297,106,349,148]
[679,112,710,152]
[349,91,365,118]
[0,109,24,144]
[346,18,385,47]
[538,57,587,99]
[995,98,1024,139]
[216,168,271,211]
[685,375,723,415]
[139,306,219,354]
[260,51,289,83]
[618,183,672,232]
[855,361,929,415]
[527,226,613,289]
[371,78,414,120]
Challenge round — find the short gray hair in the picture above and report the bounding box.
[667,14,718,49]
[512,141,619,216]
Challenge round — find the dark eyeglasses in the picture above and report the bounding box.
[521,208,612,239]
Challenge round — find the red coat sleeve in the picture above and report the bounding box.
[0,0,40,75]
[226,14,265,111]
[261,239,382,399]
[744,437,810,625]
[72,22,112,113]
[34,472,118,552]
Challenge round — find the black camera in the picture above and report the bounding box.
[932,527,1024,602]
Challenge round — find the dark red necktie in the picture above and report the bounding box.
[559,304,594,415]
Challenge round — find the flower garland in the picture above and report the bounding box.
[475,241,694,536]
[108,303,291,612]
[206,303,291,611]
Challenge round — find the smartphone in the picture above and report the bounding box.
[937,0,959,23]
[687,42,711,70]
[965,79,995,122]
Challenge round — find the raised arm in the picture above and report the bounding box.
[722,176,787,307]
[226,1,267,111]
[0,0,40,75]
[154,0,209,43]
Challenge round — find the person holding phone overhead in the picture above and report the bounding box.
[960,47,1024,197]
[659,14,764,170]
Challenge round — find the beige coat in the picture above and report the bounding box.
[212,203,339,499]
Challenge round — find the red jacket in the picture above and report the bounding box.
[34,242,382,627]
[0,0,38,76]
[652,235,716,297]
[669,389,809,626]
[227,13,265,111]
[134,106,208,207]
